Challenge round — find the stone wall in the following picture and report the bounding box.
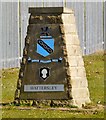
[61,9,90,107]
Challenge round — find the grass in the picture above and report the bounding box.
[84,52,104,104]
[1,52,104,119]
[1,68,19,103]
[2,106,104,118]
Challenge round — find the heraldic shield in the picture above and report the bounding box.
[36,36,54,57]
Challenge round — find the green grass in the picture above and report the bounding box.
[2,106,104,118]
[1,68,19,103]
[1,52,104,118]
[83,52,104,104]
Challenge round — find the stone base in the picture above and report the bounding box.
[14,99,78,108]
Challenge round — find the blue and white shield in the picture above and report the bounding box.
[36,36,54,57]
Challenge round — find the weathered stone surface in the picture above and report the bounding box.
[79,78,88,87]
[29,15,63,24]
[73,98,91,108]
[65,35,80,45]
[61,7,90,107]
[15,89,20,99]
[77,56,84,66]
[69,67,78,77]
[17,79,22,89]
[15,7,90,108]
[77,67,86,77]
[71,77,88,88]
[70,77,80,88]
[66,46,82,56]
[68,56,84,67]
[68,57,78,67]
[63,24,77,34]
[61,14,76,24]
[71,88,90,99]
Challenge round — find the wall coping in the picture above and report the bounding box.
[29,7,74,14]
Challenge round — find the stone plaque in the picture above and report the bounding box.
[19,24,68,100]
[24,85,64,92]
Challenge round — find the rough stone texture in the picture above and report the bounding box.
[15,7,90,108]
[65,35,80,45]
[61,11,91,107]
[61,14,76,24]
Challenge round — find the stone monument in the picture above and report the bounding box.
[15,7,90,107]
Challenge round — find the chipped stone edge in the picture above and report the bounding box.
[14,34,30,103]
